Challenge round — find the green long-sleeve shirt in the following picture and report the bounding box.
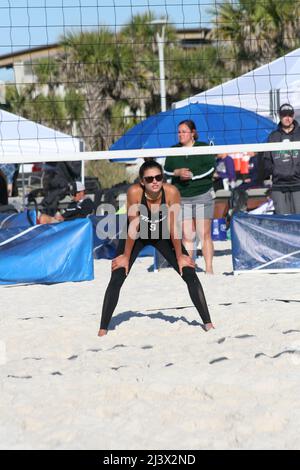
[164,142,216,197]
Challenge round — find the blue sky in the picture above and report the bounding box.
[0,1,216,81]
[1,0,215,54]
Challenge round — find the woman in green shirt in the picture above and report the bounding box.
[164,120,215,274]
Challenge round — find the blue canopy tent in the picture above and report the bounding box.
[110,103,276,161]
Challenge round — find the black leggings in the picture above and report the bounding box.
[100,238,212,329]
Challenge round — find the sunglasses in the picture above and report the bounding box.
[143,174,163,183]
[280,111,294,117]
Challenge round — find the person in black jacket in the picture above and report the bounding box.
[40,161,81,216]
[39,181,94,223]
[263,103,300,214]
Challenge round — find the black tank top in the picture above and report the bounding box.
[139,187,169,240]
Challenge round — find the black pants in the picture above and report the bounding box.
[100,238,212,330]
[41,174,69,216]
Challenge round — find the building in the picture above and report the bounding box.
[176,27,211,48]
[0,44,62,94]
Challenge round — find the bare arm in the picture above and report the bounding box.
[167,185,183,259]
[124,186,141,257]
[111,185,141,274]
[166,185,195,274]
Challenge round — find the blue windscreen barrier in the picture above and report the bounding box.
[231,212,300,273]
[91,214,156,259]
[110,103,276,161]
[0,218,94,284]
[90,214,125,260]
[211,218,227,241]
[0,210,37,228]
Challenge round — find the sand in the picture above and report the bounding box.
[1,240,300,450]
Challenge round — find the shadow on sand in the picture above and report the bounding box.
[110,310,204,331]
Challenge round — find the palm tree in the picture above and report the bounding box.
[4,83,34,117]
[119,12,176,117]
[257,0,300,57]
[165,43,226,102]
[64,88,85,136]
[59,29,118,150]
[59,24,158,150]
[4,11,230,152]
[210,0,261,73]
[210,0,300,74]
[30,58,69,130]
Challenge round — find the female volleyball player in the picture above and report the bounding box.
[98,159,214,336]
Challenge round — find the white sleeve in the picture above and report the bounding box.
[191,167,215,180]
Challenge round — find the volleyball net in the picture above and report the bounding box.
[1,1,300,167]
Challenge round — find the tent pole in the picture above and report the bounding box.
[81,160,85,184]
[80,139,85,184]
[21,164,25,210]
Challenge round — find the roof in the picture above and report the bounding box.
[174,48,300,118]
[0,108,80,158]
[0,44,60,68]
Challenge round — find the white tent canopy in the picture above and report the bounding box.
[174,48,300,120]
[0,109,81,159]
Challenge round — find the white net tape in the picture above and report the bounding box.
[1,1,300,164]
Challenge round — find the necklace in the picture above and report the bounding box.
[144,189,162,201]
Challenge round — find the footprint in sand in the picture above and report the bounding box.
[23,357,43,361]
[282,330,300,335]
[255,350,300,359]
[209,357,229,365]
[20,317,45,321]
[111,365,127,371]
[109,344,127,350]
[217,334,256,344]
[67,355,78,361]
[8,375,32,379]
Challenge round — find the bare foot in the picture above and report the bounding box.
[204,323,215,331]
[98,329,107,337]
[205,270,214,275]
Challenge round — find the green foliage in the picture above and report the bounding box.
[210,0,300,74]
[85,160,128,189]
[165,44,227,102]
[33,58,60,89]
[29,94,67,130]
[110,101,139,137]
[64,89,85,124]
[5,83,34,117]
